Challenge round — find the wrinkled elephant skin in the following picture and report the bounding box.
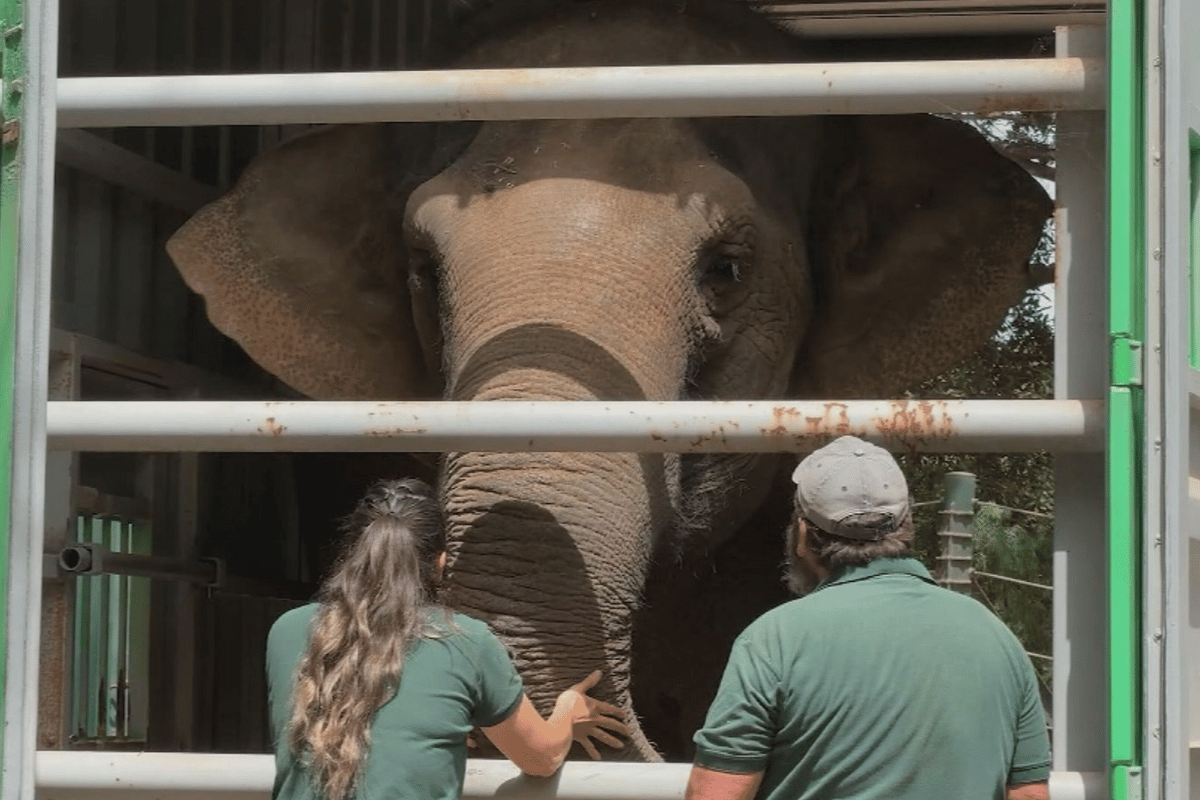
[166,0,1052,761]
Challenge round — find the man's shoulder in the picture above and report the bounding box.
[738,596,817,644]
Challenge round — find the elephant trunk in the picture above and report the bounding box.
[441,448,671,762]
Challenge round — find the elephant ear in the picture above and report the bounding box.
[167,124,445,400]
[793,114,1052,398]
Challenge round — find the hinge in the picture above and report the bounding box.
[1112,336,1143,387]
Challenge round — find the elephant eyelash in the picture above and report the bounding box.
[697,241,753,287]
[696,239,753,320]
[708,257,742,282]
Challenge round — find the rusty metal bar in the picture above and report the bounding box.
[44,399,1104,454]
[54,57,1103,128]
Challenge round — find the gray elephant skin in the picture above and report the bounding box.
[166,0,1052,762]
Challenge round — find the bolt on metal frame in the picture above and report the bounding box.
[0,0,1153,798]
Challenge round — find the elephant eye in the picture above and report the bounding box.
[697,241,752,316]
[406,247,444,379]
[408,248,441,294]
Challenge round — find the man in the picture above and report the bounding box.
[686,435,1051,800]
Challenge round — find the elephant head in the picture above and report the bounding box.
[166,0,1051,761]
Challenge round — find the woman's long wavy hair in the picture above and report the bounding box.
[288,478,447,800]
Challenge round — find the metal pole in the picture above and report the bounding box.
[1,0,58,795]
[54,57,1105,128]
[56,545,222,587]
[937,472,976,595]
[44,399,1106,454]
[1053,24,1110,788]
[31,752,1109,800]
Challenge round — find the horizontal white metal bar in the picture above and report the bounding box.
[1047,769,1109,800]
[32,753,1103,800]
[33,754,691,799]
[44,399,1104,454]
[55,130,219,214]
[762,0,1106,36]
[778,12,1103,36]
[56,58,1103,128]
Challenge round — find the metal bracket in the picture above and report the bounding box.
[1119,766,1144,800]
[1111,336,1144,387]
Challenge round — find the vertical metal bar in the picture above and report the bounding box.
[1141,0,1167,789]
[70,516,87,741]
[1109,0,1147,792]
[260,0,282,150]
[396,0,407,68]
[39,347,78,750]
[1,0,56,790]
[217,0,233,189]
[1155,0,1200,787]
[109,520,128,737]
[126,520,150,739]
[88,517,107,739]
[1054,22,1111,787]
[312,0,323,71]
[0,0,23,772]
[937,472,976,594]
[341,0,353,70]
[421,0,432,59]
[370,0,381,69]
[179,0,195,178]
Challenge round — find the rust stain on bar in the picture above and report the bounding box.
[873,399,957,452]
[756,400,961,452]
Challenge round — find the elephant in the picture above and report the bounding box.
[166,0,1052,762]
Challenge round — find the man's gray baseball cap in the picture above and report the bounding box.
[791,435,909,541]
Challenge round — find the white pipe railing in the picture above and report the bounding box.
[33,753,1105,800]
[45,399,1104,454]
[55,58,1104,128]
[34,754,692,800]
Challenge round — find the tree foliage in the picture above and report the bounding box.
[898,288,1055,684]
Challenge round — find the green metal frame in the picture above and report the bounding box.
[1109,0,1146,793]
[0,0,1157,794]
[0,0,23,777]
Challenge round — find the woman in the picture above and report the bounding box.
[266,478,628,800]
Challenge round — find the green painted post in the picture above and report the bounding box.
[0,0,24,777]
[1108,0,1145,793]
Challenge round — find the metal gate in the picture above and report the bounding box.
[0,0,1178,797]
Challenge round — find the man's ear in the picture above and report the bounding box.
[793,518,808,558]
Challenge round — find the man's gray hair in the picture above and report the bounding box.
[792,501,915,568]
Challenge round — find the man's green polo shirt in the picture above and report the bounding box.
[693,557,1050,800]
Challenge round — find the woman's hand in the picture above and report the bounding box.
[482,669,631,776]
[556,670,630,760]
